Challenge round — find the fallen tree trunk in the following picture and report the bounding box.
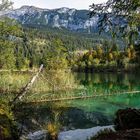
[28,90,140,103]
[12,64,43,104]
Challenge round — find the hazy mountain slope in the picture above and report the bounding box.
[0,6,100,33]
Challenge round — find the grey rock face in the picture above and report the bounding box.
[0,6,99,32]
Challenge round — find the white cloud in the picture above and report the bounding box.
[12,0,107,9]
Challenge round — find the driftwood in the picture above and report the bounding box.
[29,90,140,103]
[12,64,43,104]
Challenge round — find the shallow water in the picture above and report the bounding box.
[15,72,140,131]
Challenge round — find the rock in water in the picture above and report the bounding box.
[58,125,114,140]
[27,130,47,140]
[115,108,140,130]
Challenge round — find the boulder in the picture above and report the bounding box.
[115,108,140,130]
[90,108,140,140]
[90,129,140,140]
[58,125,114,140]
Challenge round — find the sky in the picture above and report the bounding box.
[12,0,107,10]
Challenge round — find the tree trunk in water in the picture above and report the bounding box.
[12,64,43,104]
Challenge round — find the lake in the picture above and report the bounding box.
[14,72,140,132]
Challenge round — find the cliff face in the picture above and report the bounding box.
[0,6,98,33]
[0,6,126,33]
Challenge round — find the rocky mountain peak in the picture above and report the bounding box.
[0,5,125,33]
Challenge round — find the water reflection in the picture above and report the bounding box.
[74,72,140,95]
[15,72,140,133]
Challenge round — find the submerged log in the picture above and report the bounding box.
[12,64,43,104]
[28,90,140,103]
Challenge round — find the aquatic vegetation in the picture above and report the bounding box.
[0,70,79,101]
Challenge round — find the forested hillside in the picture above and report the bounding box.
[0,13,140,72]
[0,18,123,70]
[0,18,139,71]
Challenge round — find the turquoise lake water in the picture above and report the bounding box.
[16,72,140,130]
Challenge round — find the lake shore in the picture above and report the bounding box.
[72,65,140,73]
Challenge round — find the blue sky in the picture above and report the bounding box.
[12,0,107,9]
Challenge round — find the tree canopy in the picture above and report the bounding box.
[90,0,140,64]
[90,0,140,36]
[0,1,24,69]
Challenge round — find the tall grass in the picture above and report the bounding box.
[0,70,81,102]
[0,72,30,93]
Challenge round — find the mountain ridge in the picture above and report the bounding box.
[0,5,127,34]
[0,5,99,33]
